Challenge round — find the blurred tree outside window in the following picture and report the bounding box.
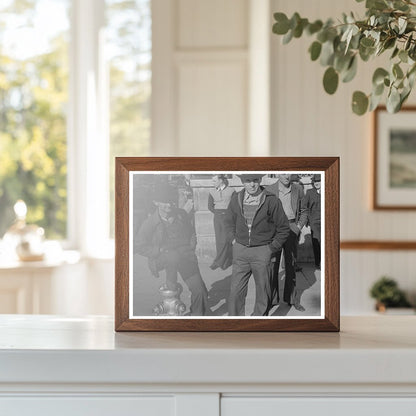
[0,0,70,239]
[106,0,151,237]
[0,0,151,243]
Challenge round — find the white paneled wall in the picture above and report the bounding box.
[152,0,249,156]
[178,0,248,49]
[341,251,416,314]
[149,0,416,314]
[271,0,416,313]
[177,58,247,155]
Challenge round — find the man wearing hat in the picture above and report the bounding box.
[302,174,321,269]
[266,174,308,310]
[224,174,290,316]
[135,183,208,316]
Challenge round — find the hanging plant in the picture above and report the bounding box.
[272,0,416,115]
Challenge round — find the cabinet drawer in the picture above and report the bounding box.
[222,397,416,416]
[0,396,174,416]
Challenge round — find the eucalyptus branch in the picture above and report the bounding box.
[272,0,416,115]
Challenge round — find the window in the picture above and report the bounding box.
[0,0,70,239]
[0,0,151,252]
[106,0,151,237]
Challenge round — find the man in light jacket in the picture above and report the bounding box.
[266,174,308,310]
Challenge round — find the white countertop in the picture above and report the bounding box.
[0,315,415,387]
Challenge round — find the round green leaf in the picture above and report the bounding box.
[393,63,404,79]
[359,44,375,62]
[273,13,290,35]
[400,88,411,107]
[317,30,328,43]
[399,50,408,63]
[369,92,383,112]
[309,41,322,61]
[323,67,339,95]
[293,18,308,38]
[384,37,396,50]
[282,29,293,45]
[372,68,389,86]
[367,0,388,11]
[334,52,352,73]
[290,12,301,30]
[360,37,375,48]
[409,45,416,61]
[405,34,413,51]
[391,47,399,59]
[387,87,401,113]
[307,20,323,35]
[373,82,385,96]
[342,56,358,83]
[352,91,369,115]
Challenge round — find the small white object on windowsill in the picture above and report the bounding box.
[0,200,81,269]
[2,200,45,262]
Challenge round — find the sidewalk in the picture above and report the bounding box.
[132,254,321,317]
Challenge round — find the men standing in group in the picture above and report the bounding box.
[225,174,290,316]
[303,174,321,270]
[266,174,308,310]
[208,174,235,270]
[135,183,208,316]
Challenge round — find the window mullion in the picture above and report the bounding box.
[69,0,109,256]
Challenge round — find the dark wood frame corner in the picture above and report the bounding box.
[373,106,416,210]
[115,157,340,332]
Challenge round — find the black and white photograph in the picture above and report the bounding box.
[129,171,324,319]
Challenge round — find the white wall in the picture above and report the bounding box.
[152,0,250,156]
[150,0,416,314]
[270,0,416,313]
[55,0,415,316]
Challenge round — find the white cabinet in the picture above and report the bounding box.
[0,316,415,415]
[222,398,416,416]
[1,397,175,416]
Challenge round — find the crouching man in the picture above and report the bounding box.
[136,183,208,316]
[224,174,290,316]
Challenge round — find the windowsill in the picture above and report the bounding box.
[0,238,116,269]
[0,249,81,270]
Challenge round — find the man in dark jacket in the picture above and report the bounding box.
[224,174,290,316]
[135,184,208,316]
[266,174,308,310]
[303,174,321,269]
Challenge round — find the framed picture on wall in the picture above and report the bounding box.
[115,157,339,332]
[374,106,416,209]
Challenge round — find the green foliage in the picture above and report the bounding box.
[272,0,416,115]
[369,276,412,307]
[0,10,69,239]
[323,67,339,94]
[352,90,369,114]
[0,0,151,239]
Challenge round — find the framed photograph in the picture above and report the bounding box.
[373,106,416,209]
[115,157,339,331]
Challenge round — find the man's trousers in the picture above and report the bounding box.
[228,242,273,316]
[274,230,298,304]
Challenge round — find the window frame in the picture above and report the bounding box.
[67,0,111,257]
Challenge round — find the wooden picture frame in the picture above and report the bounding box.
[373,106,416,210]
[115,157,339,331]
